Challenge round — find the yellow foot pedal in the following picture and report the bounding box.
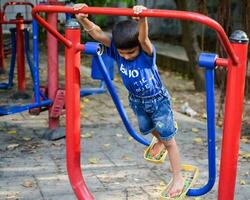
[144,137,168,164]
[160,165,199,200]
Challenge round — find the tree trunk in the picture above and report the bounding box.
[174,0,205,91]
[242,0,250,98]
[216,0,231,122]
[215,0,231,84]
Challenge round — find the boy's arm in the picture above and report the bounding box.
[77,18,111,47]
[134,6,153,55]
[74,4,111,47]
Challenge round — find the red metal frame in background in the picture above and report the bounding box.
[32,6,248,200]
[46,0,60,133]
[0,2,34,92]
[65,24,93,200]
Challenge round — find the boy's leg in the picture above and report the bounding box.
[150,129,165,157]
[162,137,184,197]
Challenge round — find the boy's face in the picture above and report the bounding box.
[117,46,140,61]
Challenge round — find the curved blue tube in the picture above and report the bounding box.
[187,65,216,196]
[96,55,150,146]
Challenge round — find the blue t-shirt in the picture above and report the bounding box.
[106,40,163,97]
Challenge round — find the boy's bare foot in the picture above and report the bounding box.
[150,140,165,158]
[168,175,184,197]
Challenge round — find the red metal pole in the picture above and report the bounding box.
[0,10,5,73]
[218,31,249,200]
[16,15,25,92]
[47,0,59,130]
[65,19,94,200]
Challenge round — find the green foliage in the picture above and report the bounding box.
[74,0,135,27]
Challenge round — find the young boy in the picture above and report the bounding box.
[74,4,184,197]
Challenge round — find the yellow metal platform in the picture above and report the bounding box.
[144,136,168,164]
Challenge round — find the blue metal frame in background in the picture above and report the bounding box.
[24,28,35,82]
[80,42,114,98]
[0,19,52,116]
[0,28,16,89]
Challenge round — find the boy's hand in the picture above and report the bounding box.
[132,5,147,20]
[73,3,88,20]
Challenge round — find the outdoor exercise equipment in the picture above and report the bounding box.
[42,0,114,140]
[0,19,52,115]
[32,5,248,200]
[151,51,217,198]
[0,2,34,94]
[0,28,16,89]
[0,27,35,90]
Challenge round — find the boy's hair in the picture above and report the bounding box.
[112,20,139,49]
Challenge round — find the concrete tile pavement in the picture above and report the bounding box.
[0,66,250,200]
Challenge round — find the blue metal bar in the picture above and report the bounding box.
[32,19,41,103]
[188,54,217,196]
[24,28,35,81]
[8,28,17,88]
[97,55,150,146]
[0,28,16,89]
[7,28,16,88]
[0,99,52,116]
[65,13,72,21]
[80,82,106,97]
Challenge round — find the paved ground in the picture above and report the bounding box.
[0,53,250,200]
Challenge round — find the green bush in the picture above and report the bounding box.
[75,0,135,27]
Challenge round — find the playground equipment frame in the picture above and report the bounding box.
[32,6,248,200]
[0,2,34,92]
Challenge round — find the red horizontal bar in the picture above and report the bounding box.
[216,58,229,67]
[32,5,238,65]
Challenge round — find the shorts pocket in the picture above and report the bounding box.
[144,100,158,113]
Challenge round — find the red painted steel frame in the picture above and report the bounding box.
[32,6,248,200]
[65,25,93,200]
[218,42,248,199]
[16,15,25,92]
[47,0,60,130]
[32,6,239,65]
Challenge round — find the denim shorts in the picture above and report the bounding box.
[128,89,177,141]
